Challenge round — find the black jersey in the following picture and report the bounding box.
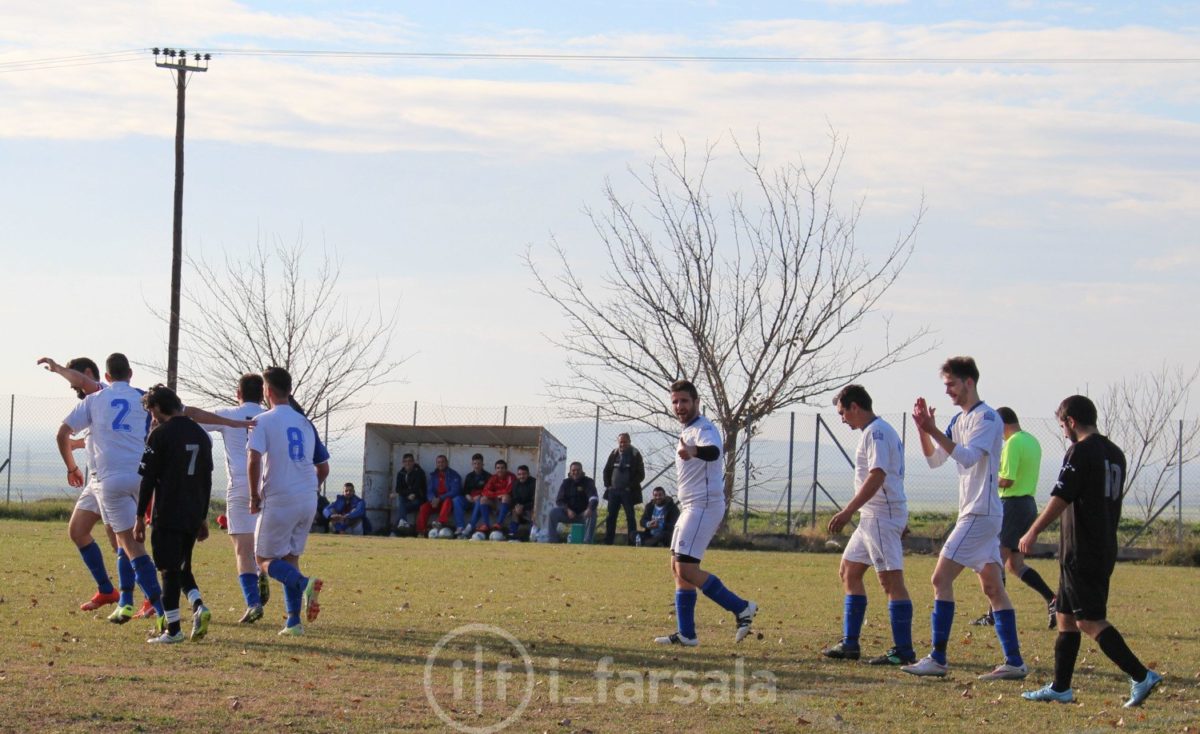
[138,415,214,533]
[1050,433,1126,572]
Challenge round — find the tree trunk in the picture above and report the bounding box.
[720,426,740,529]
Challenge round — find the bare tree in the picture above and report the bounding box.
[526,133,930,515]
[155,235,403,433]
[1100,363,1200,524]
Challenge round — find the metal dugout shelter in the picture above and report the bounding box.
[361,423,568,533]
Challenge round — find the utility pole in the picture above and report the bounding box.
[153,47,209,390]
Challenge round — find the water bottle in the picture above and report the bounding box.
[635,533,642,547]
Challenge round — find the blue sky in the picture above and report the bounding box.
[2,1,1199,421]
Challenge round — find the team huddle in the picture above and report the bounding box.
[42,353,328,641]
[40,353,1162,708]
[821,357,1162,708]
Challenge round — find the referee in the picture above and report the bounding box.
[136,385,215,644]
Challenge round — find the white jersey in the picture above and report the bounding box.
[926,401,1004,517]
[855,416,907,520]
[676,414,724,506]
[247,404,325,500]
[203,402,265,490]
[63,381,148,481]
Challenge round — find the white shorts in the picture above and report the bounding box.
[225,484,257,535]
[73,480,103,519]
[255,493,317,560]
[671,498,725,561]
[940,513,1002,573]
[99,472,141,534]
[842,514,907,572]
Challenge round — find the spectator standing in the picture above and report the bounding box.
[602,433,645,546]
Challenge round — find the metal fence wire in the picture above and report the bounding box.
[4,395,1196,542]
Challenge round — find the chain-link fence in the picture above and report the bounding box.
[4,395,1196,542]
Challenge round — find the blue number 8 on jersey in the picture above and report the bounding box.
[286,426,305,460]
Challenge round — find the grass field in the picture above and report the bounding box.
[1,519,1197,734]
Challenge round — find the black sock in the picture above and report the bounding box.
[192,598,203,612]
[168,620,182,635]
[1018,566,1056,603]
[1096,625,1148,682]
[1052,631,1081,692]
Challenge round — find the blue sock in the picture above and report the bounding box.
[992,608,1023,667]
[267,559,307,595]
[675,589,698,639]
[131,554,164,616]
[842,594,867,647]
[283,583,302,627]
[116,547,135,606]
[700,574,749,615]
[480,505,492,527]
[496,504,510,525]
[931,599,955,665]
[508,520,519,536]
[888,599,915,658]
[239,573,261,607]
[79,541,114,594]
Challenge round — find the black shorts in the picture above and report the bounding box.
[151,526,198,573]
[999,495,1038,551]
[1057,563,1113,621]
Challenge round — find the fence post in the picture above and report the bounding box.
[503,405,508,426]
[811,414,820,528]
[743,423,751,535]
[5,394,12,504]
[1179,419,1184,543]
[412,400,418,426]
[786,412,795,535]
[592,405,600,478]
[323,399,331,494]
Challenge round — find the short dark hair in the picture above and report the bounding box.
[263,366,292,395]
[343,482,355,491]
[996,407,1019,425]
[516,464,529,472]
[143,383,183,415]
[833,384,872,412]
[570,461,583,470]
[940,356,979,382]
[105,352,132,381]
[652,486,666,493]
[66,357,100,380]
[495,459,507,468]
[239,373,264,404]
[66,357,100,399]
[669,379,698,400]
[403,453,415,461]
[472,453,484,462]
[1056,395,1098,428]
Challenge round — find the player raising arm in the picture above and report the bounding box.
[248,367,329,636]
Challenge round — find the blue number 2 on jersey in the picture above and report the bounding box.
[286,427,305,460]
[110,399,132,432]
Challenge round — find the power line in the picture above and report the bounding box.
[1,47,1198,76]
[0,49,146,73]
[202,48,1200,64]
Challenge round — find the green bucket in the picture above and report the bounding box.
[568,523,586,544]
